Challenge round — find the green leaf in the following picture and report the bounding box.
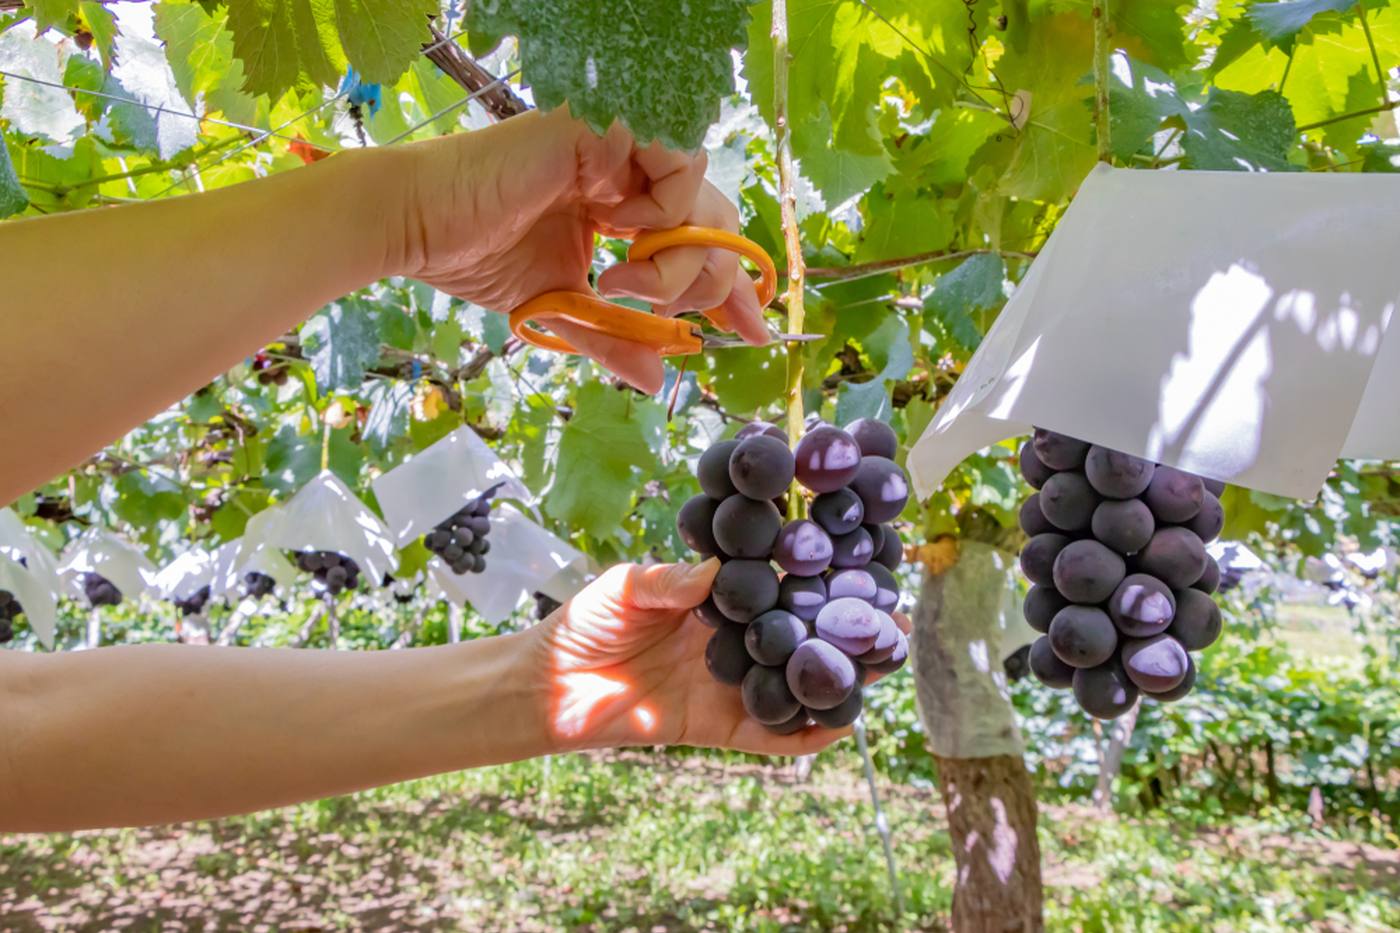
[154,1,260,121]
[482,312,512,354]
[225,0,301,97]
[332,0,438,85]
[0,137,30,219]
[112,471,188,536]
[544,382,661,540]
[1106,52,1189,161]
[362,380,414,453]
[0,23,85,144]
[1248,0,1355,49]
[854,185,954,263]
[833,314,913,424]
[27,0,77,33]
[300,301,382,392]
[1113,0,1192,69]
[1181,88,1298,171]
[79,1,119,69]
[708,344,789,414]
[794,112,892,205]
[923,253,1004,352]
[471,0,750,149]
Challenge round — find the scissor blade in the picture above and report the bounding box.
[702,333,824,349]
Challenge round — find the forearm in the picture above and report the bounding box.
[0,629,554,831]
[0,147,406,504]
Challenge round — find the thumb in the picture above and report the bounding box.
[622,558,721,611]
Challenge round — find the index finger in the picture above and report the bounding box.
[593,143,708,232]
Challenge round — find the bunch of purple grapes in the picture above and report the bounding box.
[243,571,277,599]
[81,572,123,607]
[677,418,911,734]
[423,484,500,575]
[295,550,362,596]
[172,584,212,617]
[0,589,19,643]
[1019,428,1225,718]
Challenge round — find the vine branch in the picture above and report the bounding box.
[1092,0,1111,163]
[422,22,530,120]
[1296,98,1400,133]
[804,248,1038,283]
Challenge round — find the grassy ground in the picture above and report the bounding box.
[2,749,1397,932]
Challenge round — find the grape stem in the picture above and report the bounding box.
[771,0,808,521]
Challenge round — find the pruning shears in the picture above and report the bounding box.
[509,226,816,357]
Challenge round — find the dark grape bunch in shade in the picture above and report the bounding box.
[423,484,501,575]
[679,417,910,733]
[172,585,212,616]
[0,589,21,643]
[1018,428,1227,718]
[81,572,123,608]
[295,550,362,596]
[242,571,277,599]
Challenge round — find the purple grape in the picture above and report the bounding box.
[794,426,863,493]
[676,494,722,556]
[1032,428,1089,470]
[1121,634,1190,693]
[1084,446,1155,499]
[711,560,779,623]
[1023,585,1068,634]
[742,664,801,725]
[1052,539,1126,604]
[866,562,900,613]
[808,689,864,728]
[856,611,901,664]
[1048,605,1118,668]
[773,519,834,576]
[786,639,858,710]
[830,526,875,569]
[1029,636,1074,688]
[778,574,826,621]
[812,488,864,536]
[745,609,809,665]
[864,523,886,556]
[814,597,882,655]
[1091,498,1155,555]
[827,568,876,602]
[1020,533,1071,588]
[1019,440,1054,489]
[1137,527,1207,589]
[705,626,754,685]
[845,417,898,459]
[698,439,740,500]
[736,420,787,442]
[874,525,902,570]
[1143,653,1196,702]
[866,629,908,674]
[729,435,796,501]
[849,456,910,523]
[1144,466,1204,523]
[1185,492,1224,543]
[712,495,782,559]
[693,597,730,629]
[1039,471,1099,532]
[1169,588,1222,650]
[1193,555,1221,594]
[1020,494,1055,537]
[1202,477,1226,497]
[1072,660,1139,719]
[763,708,812,734]
[1107,574,1176,637]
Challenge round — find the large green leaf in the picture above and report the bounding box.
[1106,53,1189,161]
[708,343,789,414]
[1248,0,1355,49]
[331,0,438,85]
[27,0,77,32]
[833,314,913,424]
[0,137,30,219]
[1182,88,1298,171]
[300,301,382,392]
[470,0,750,150]
[544,382,661,540]
[923,253,1004,353]
[854,185,954,263]
[154,1,260,122]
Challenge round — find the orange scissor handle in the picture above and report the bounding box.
[509,225,778,357]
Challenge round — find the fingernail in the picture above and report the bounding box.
[685,557,721,581]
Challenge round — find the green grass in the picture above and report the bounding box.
[2,750,1397,932]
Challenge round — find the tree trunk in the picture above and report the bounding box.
[912,541,1044,933]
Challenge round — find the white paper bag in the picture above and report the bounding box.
[237,472,398,583]
[0,554,58,649]
[372,425,532,547]
[153,550,216,601]
[56,528,156,601]
[429,503,589,624]
[209,539,298,599]
[909,164,1400,501]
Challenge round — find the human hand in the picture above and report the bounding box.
[385,108,771,393]
[527,559,909,755]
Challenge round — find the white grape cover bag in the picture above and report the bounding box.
[56,528,157,601]
[429,503,589,624]
[153,550,216,601]
[372,425,532,548]
[237,471,398,583]
[908,164,1400,502]
[0,508,61,648]
[209,539,297,599]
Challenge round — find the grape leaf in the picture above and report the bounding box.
[154,1,261,122]
[112,471,188,535]
[79,1,119,69]
[1181,88,1298,171]
[1248,0,1355,49]
[544,382,661,540]
[854,185,954,263]
[0,24,85,144]
[923,253,1004,353]
[27,0,77,32]
[470,0,750,150]
[113,11,200,159]
[331,0,438,85]
[1106,52,1189,161]
[795,112,892,205]
[300,301,382,392]
[0,138,29,219]
[1112,0,1191,69]
[708,343,789,414]
[224,0,302,97]
[363,380,414,453]
[833,314,913,424]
